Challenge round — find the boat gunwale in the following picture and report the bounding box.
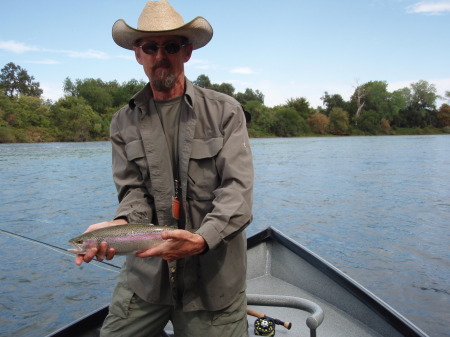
[249,226,429,337]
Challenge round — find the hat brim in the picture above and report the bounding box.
[112,17,213,50]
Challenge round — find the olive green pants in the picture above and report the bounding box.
[100,269,248,337]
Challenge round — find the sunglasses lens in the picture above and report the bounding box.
[141,42,158,54]
[164,43,181,54]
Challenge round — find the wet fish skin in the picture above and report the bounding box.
[68,224,179,255]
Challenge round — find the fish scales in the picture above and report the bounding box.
[68,224,179,255]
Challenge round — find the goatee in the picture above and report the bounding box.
[151,60,175,92]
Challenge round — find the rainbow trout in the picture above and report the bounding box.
[68,224,179,255]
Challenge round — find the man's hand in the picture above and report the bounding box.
[74,218,128,266]
[135,229,207,262]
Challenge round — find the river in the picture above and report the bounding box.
[0,135,449,336]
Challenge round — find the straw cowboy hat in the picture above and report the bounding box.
[112,0,213,50]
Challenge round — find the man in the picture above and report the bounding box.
[75,1,254,336]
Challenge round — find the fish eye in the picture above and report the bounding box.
[76,240,83,244]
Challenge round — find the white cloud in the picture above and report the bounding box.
[0,40,110,60]
[407,1,450,15]
[57,49,109,59]
[26,59,61,65]
[187,58,216,71]
[116,54,135,60]
[0,40,38,53]
[231,67,256,75]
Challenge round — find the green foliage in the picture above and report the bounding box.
[285,97,313,120]
[0,127,16,143]
[329,108,350,135]
[64,77,146,114]
[321,92,347,115]
[356,110,381,134]
[235,88,264,105]
[50,96,103,141]
[192,74,212,88]
[0,62,43,98]
[1,63,447,143]
[269,106,310,137]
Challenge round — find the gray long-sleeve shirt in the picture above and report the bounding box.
[109,79,254,311]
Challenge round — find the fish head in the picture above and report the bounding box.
[67,236,97,255]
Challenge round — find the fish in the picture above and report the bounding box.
[68,224,180,255]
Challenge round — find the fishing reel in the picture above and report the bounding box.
[254,317,276,336]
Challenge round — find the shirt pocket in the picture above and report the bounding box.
[125,139,149,181]
[187,137,223,201]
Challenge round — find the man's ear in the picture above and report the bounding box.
[183,44,193,63]
[134,47,144,65]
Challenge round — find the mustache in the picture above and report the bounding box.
[152,59,171,70]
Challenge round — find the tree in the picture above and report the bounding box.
[50,96,102,141]
[0,62,43,98]
[321,92,347,115]
[235,88,264,105]
[351,81,366,121]
[285,97,314,121]
[409,80,437,112]
[329,108,350,135]
[436,104,450,127]
[307,113,330,134]
[212,82,235,97]
[356,110,381,134]
[394,80,438,128]
[270,106,307,137]
[192,74,212,88]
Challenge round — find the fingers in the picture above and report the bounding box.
[135,230,207,260]
[84,219,127,233]
[74,242,115,265]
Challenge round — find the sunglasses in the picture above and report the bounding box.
[138,41,186,55]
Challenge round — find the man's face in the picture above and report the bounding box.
[134,35,192,93]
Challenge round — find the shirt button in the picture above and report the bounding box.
[170,266,176,273]
[170,276,175,283]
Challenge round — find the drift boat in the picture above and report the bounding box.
[47,227,428,337]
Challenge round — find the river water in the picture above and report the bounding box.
[0,135,449,337]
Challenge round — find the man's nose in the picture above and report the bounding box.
[154,46,167,59]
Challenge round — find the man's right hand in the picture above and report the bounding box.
[74,218,128,266]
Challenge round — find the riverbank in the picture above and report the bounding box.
[1,125,449,143]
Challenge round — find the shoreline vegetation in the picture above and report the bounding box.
[1,62,449,143]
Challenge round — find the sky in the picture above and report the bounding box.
[1,0,449,108]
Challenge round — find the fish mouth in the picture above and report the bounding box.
[67,241,86,255]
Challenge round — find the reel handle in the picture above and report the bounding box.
[247,308,292,330]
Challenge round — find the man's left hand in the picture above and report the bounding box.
[135,229,207,262]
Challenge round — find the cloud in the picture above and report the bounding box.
[407,1,450,15]
[231,67,256,75]
[0,40,38,53]
[26,59,61,65]
[188,58,215,70]
[0,40,110,60]
[42,48,109,59]
[64,49,109,59]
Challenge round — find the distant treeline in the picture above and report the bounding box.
[1,62,449,143]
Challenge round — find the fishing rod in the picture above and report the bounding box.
[0,227,121,272]
[2,228,296,335]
